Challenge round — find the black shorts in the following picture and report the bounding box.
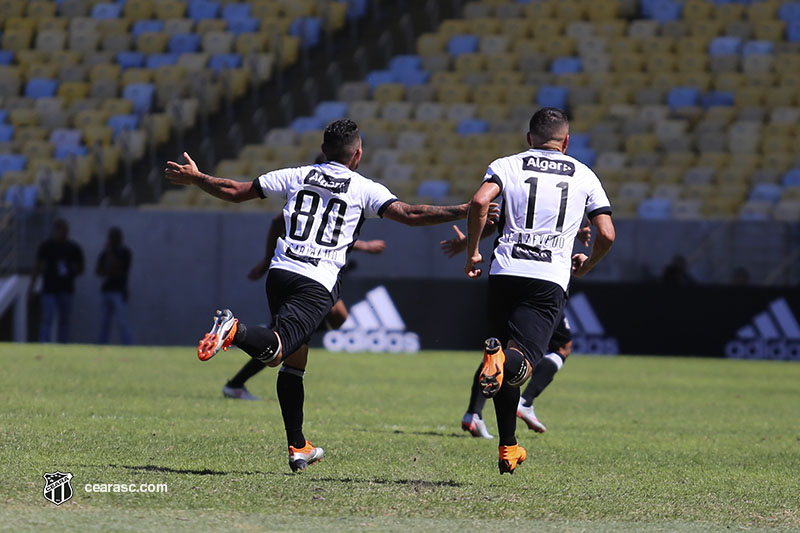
[487,274,566,366]
[266,268,338,356]
[548,311,572,353]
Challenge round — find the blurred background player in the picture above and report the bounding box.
[222,212,385,400]
[28,219,84,343]
[441,222,590,438]
[96,227,133,345]
[165,119,472,472]
[464,108,615,474]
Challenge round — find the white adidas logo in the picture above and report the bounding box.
[563,293,618,355]
[323,286,420,353]
[725,298,800,360]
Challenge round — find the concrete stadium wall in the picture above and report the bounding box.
[11,207,800,346]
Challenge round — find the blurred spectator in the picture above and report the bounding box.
[29,219,84,343]
[660,255,695,285]
[96,227,133,345]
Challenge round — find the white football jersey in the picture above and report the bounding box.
[484,148,612,291]
[255,161,397,291]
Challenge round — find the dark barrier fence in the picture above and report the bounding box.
[314,278,800,361]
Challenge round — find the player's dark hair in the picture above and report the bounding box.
[322,119,361,164]
[528,107,569,145]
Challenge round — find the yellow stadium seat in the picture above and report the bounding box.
[102,98,133,116]
[68,31,99,53]
[154,0,185,19]
[752,20,785,41]
[124,0,154,20]
[438,19,470,39]
[714,3,745,24]
[97,19,129,37]
[284,0,316,18]
[278,35,300,67]
[14,126,48,144]
[454,52,485,73]
[73,109,108,129]
[136,31,167,54]
[466,17,501,35]
[736,87,765,107]
[680,72,712,91]
[162,19,194,35]
[678,54,708,73]
[542,36,576,58]
[747,1,779,20]
[57,82,89,105]
[2,27,32,51]
[434,83,470,104]
[235,32,267,54]
[676,37,711,56]
[21,139,52,161]
[90,63,121,83]
[82,125,113,147]
[688,19,723,37]
[644,53,676,73]
[612,53,644,73]
[703,197,740,219]
[600,87,633,105]
[26,1,55,18]
[196,19,226,34]
[24,62,57,81]
[102,31,132,54]
[251,0,282,18]
[373,83,405,103]
[121,67,153,85]
[37,17,68,32]
[9,108,38,127]
[472,84,506,105]
[34,29,65,52]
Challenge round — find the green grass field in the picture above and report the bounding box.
[1,343,798,532]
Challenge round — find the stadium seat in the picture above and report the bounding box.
[638,198,672,219]
[537,86,569,109]
[91,3,122,19]
[132,20,164,39]
[709,37,742,56]
[122,83,155,114]
[667,87,701,111]
[448,35,479,56]
[314,102,348,123]
[107,114,139,138]
[208,54,242,73]
[188,0,220,21]
[0,154,26,177]
[24,78,58,99]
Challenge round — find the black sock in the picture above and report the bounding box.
[521,353,564,406]
[227,358,267,389]
[466,364,487,415]
[233,323,281,363]
[503,347,531,387]
[276,367,305,448]
[492,382,520,446]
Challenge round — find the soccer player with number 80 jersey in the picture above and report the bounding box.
[165,119,470,472]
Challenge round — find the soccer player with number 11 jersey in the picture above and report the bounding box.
[464,108,616,474]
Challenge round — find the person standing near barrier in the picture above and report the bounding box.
[29,218,84,343]
[96,227,133,345]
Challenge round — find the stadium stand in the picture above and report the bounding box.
[178,0,800,220]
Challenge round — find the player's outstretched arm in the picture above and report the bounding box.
[165,152,259,203]
[572,214,615,278]
[352,239,386,254]
[382,201,468,227]
[464,181,501,278]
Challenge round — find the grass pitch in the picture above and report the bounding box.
[1,343,798,532]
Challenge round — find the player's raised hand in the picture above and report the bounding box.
[465,252,483,278]
[440,225,467,258]
[165,152,201,185]
[576,219,591,247]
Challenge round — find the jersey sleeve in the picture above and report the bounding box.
[482,159,506,194]
[362,179,398,219]
[585,170,613,219]
[254,167,296,199]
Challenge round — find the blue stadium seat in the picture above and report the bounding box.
[169,33,201,54]
[0,50,13,65]
[568,133,591,149]
[25,78,58,99]
[783,169,800,187]
[227,16,259,35]
[638,198,672,220]
[91,3,122,19]
[639,0,658,18]
[709,37,742,56]
[537,86,569,108]
[289,17,322,48]
[3,185,37,208]
[778,2,800,24]
[551,57,582,75]
[395,70,429,86]
[117,52,146,69]
[222,3,251,20]
[123,83,155,114]
[290,116,325,134]
[0,110,7,124]
[208,53,242,73]
[365,70,395,89]
[346,0,368,19]
[787,21,800,42]
[650,0,682,23]
[146,53,179,69]
[0,124,12,142]
[132,20,164,39]
[416,180,450,200]
[107,115,140,138]
[54,144,88,160]
[667,87,701,110]
[389,55,422,73]
[567,146,597,166]
[49,129,81,146]
[188,0,220,21]
[742,40,774,55]
[314,101,348,123]
[457,119,489,135]
[448,35,479,56]
[702,91,734,108]
[749,183,783,204]
[0,154,26,176]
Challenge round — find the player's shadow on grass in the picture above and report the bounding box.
[314,477,465,488]
[355,428,472,439]
[106,464,267,476]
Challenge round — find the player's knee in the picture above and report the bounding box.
[504,347,532,387]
